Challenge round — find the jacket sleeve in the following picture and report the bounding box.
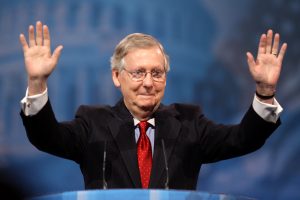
[20,100,89,163]
[195,105,281,163]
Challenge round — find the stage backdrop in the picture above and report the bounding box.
[0,0,299,199]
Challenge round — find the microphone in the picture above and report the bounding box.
[102,141,108,189]
[161,139,169,189]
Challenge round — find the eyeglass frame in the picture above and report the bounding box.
[122,67,167,82]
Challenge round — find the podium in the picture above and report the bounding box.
[31,189,255,200]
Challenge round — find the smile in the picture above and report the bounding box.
[138,94,155,97]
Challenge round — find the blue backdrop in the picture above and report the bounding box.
[0,0,299,199]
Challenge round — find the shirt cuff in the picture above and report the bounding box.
[252,94,283,123]
[20,88,48,116]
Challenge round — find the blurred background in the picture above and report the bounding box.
[0,0,299,199]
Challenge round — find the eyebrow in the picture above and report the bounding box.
[133,66,164,71]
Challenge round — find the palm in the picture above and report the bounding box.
[250,54,281,86]
[24,45,56,78]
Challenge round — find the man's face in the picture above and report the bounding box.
[112,47,166,116]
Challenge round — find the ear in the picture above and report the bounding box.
[112,69,121,88]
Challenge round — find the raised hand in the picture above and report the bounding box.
[246,29,287,102]
[20,21,63,95]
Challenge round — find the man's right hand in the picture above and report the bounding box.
[20,21,63,95]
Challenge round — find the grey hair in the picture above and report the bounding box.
[110,33,170,72]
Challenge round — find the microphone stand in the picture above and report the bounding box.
[102,141,108,189]
[161,139,169,189]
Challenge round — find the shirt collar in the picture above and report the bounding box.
[133,118,155,127]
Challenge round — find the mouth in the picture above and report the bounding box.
[138,94,155,98]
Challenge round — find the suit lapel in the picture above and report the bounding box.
[109,101,181,188]
[109,100,142,188]
[149,105,181,188]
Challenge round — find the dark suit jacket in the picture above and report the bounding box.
[21,99,280,190]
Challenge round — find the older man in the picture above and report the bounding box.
[20,21,287,189]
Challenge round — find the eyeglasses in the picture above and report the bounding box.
[123,68,166,82]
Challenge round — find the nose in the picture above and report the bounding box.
[142,73,154,87]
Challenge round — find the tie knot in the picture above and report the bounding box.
[139,121,149,135]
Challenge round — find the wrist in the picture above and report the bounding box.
[255,91,275,100]
[256,82,276,96]
[28,78,47,96]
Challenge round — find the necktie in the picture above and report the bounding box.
[137,121,152,188]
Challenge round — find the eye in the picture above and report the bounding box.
[152,69,164,77]
[132,69,145,77]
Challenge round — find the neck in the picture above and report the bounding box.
[132,110,153,121]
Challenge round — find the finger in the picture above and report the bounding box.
[43,25,51,47]
[257,34,267,55]
[271,33,280,56]
[277,43,287,62]
[19,33,29,52]
[36,21,43,46]
[266,29,273,54]
[246,52,256,69]
[28,25,36,47]
[52,45,63,61]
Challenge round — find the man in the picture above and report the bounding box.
[20,21,287,190]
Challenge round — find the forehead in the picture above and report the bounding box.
[124,47,165,68]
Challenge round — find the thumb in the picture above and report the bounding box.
[246,52,256,69]
[52,45,63,61]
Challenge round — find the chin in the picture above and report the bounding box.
[138,101,157,111]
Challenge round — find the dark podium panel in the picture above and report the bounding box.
[31,189,256,200]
